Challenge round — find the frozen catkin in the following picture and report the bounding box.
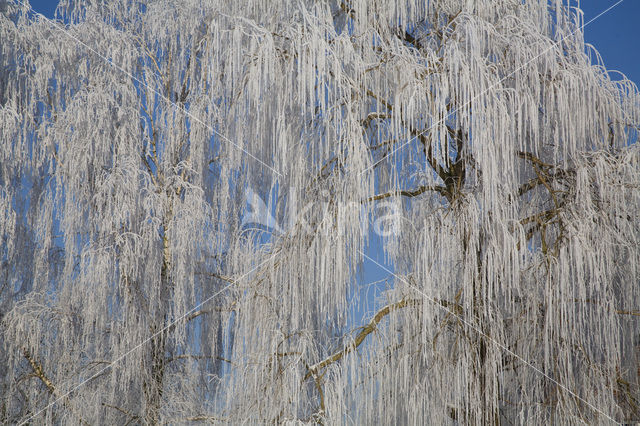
[1,0,639,424]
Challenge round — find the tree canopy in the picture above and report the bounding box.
[1,0,639,424]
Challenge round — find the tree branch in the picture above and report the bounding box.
[101,403,140,424]
[304,298,420,381]
[22,349,90,425]
[166,354,236,366]
[365,185,448,202]
[577,299,640,317]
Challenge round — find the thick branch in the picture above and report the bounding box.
[365,185,448,202]
[519,207,562,226]
[518,175,544,196]
[304,298,419,381]
[22,349,89,425]
[517,151,554,169]
[23,349,56,395]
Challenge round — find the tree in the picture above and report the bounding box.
[1,0,639,423]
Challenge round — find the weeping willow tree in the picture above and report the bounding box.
[1,0,639,424]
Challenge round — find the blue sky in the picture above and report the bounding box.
[580,1,640,85]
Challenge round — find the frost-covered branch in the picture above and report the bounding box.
[304,298,421,381]
[366,185,448,202]
[22,349,90,425]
